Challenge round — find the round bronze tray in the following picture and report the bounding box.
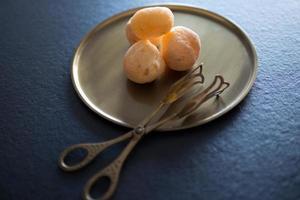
[71,4,258,131]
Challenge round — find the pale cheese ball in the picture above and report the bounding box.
[130,7,174,39]
[161,26,201,71]
[123,40,165,84]
[125,20,162,47]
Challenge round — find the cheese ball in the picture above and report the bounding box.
[125,20,162,47]
[123,40,165,84]
[130,7,174,39]
[161,26,201,71]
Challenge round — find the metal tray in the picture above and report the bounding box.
[71,4,258,131]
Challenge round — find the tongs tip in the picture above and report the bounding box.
[163,63,205,104]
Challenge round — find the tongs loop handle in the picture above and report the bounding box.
[83,133,143,200]
[58,131,133,172]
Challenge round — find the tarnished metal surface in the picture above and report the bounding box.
[72,5,257,130]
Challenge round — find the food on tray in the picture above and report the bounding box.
[123,40,165,84]
[130,7,174,39]
[123,7,201,84]
[161,26,201,71]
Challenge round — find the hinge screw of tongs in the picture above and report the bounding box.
[134,126,145,135]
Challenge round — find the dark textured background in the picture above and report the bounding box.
[0,0,300,199]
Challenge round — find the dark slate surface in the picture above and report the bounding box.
[0,0,299,199]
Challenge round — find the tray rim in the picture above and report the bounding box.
[71,3,258,131]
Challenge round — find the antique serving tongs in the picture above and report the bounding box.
[59,64,230,200]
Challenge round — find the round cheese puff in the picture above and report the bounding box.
[130,7,174,39]
[125,19,162,47]
[123,40,165,84]
[161,26,201,71]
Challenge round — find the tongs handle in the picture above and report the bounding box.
[58,131,133,172]
[83,133,143,200]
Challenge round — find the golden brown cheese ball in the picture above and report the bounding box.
[161,26,201,71]
[123,40,165,84]
[125,19,162,47]
[130,7,174,39]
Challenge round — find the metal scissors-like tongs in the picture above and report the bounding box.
[59,64,229,200]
